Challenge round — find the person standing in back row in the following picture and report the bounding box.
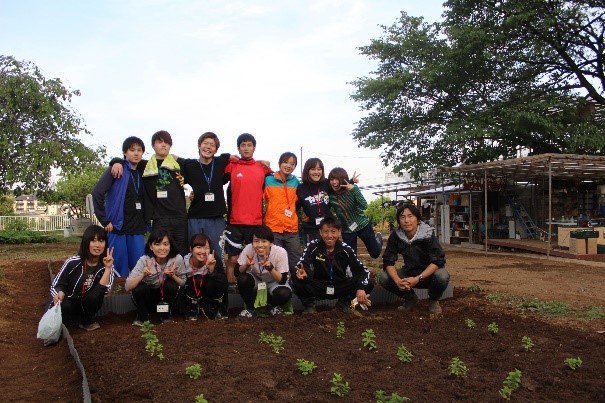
[223,133,272,284]
[328,167,382,258]
[264,152,301,274]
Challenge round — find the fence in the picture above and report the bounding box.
[0,215,98,232]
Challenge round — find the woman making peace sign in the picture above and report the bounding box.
[50,225,115,331]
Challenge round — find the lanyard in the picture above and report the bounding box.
[155,261,166,301]
[130,170,140,194]
[327,253,334,284]
[81,261,89,297]
[189,257,205,298]
[281,174,291,209]
[199,159,214,188]
[256,248,271,274]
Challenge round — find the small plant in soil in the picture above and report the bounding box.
[140,321,164,360]
[487,322,499,334]
[258,331,284,354]
[336,321,345,339]
[186,363,203,380]
[521,336,534,351]
[375,389,410,402]
[329,372,350,397]
[396,345,413,363]
[296,358,317,375]
[564,356,582,370]
[465,318,476,329]
[448,357,468,378]
[362,328,377,351]
[499,369,522,400]
[468,284,483,292]
[581,305,605,320]
[194,393,209,403]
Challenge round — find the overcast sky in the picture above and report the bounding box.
[1,0,444,200]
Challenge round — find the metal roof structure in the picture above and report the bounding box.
[438,153,605,180]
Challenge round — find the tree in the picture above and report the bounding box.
[0,195,14,216]
[365,197,397,229]
[351,1,605,179]
[47,164,106,217]
[0,55,103,194]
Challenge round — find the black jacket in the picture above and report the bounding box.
[50,256,114,299]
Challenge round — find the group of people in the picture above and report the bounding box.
[48,130,451,331]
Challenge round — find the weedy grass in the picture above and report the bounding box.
[580,305,605,320]
[468,284,484,293]
[517,298,569,316]
[258,331,285,354]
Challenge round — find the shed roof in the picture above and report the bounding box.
[438,153,605,180]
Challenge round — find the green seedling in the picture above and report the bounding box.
[186,363,202,380]
[194,394,209,403]
[465,318,476,329]
[487,322,499,334]
[140,321,164,360]
[336,321,346,339]
[396,345,413,363]
[375,389,410,402]
[296,358,317,375]
[362,328,377,351]
[448,357,468,378]
[329,373,350,397]
[258,331,285,353]
[468,284,483,292]
[499,369,522,400]
[521,336,534,351]
[564,356,582,370]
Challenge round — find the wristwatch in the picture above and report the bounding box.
[418,274,424,281]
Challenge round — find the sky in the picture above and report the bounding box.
[1,0,445,200]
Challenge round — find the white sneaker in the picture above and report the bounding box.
[270,306,283,317]
[79,322,100,331]
[238,309,255,319]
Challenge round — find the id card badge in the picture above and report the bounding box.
[204,192,215,202]
[348,222,359,231]
[258,282,267,290]
[326,286,335,295]
[315,217,324,226]
[156,302,169,313]
[135,202,142,210]
[157,190,168,198]
[284,209,293,218]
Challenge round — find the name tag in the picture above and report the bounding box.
[157,190,168,198]
[156,302,169,313]
[326,286,335,295]
[315,217,324,226]
[204,192,215,202]
[135,202,142,210]
[284,209,293,218]
[349,222,358,231]
[258,282,267,290]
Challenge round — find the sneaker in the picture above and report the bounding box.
[302,305,317,314]
[132,320,144,327]
[238,309,256,319]
[270,306,284,317]
[79,322,100,331]
[398,293,419,312]
[215,312,228,320]
[375,231,383,245]
[160,315,174,324]
[335,300,353,314]
[186,314,198,321]
[428,300,442,314]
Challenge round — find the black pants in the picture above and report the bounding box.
[152,217,189,256]
[236,273,292,309]
[58,283,107,325]
[131,280,180,321]
[292,275,374,307]
[181,274,227,317]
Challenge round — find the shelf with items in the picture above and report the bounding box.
[448,192,482,244]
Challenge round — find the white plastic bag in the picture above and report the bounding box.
[37,302,62,345]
